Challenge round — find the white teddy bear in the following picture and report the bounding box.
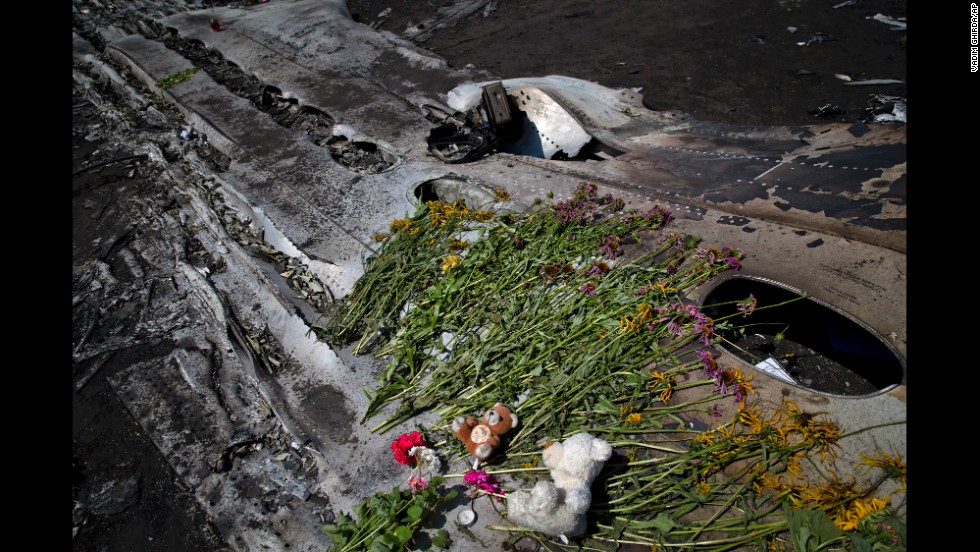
[506,433,613,540]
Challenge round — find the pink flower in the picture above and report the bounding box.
[407,475,429,494]
[697,348,720,378]
[391,431,427,466]
[463,469,504,502]
[736,293,757,316]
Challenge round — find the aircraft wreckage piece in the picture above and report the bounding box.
[437,76,905,254]
[98,1,905,550]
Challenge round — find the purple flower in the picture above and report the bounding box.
[464,469,504,501]
[736,294,757,316]
[657,232,683,246]
[632,284,655,296]
[721,246,743,271]
[598,235,623,259]
[605,195,625,210]
[644,205,674,228]
[697,349,720,377]
[575,182,599,200]
[585,260,610,276]
[551,184,629,225]
[579,281,597,296]
[717,378,728,397]
[710,405,722,419]
[732,383,747,403]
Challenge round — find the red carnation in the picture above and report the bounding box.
[391,430,427,466]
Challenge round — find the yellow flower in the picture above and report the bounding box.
[441,255,460,272]
[804,470,859,510]
[389,219,412,233]
[635,303,654,325]
[752,470,783,495]
[857,447,906,494]
[618,315,638,334]
[625,448,638,462]
[776,482,810,508]
[718,367,755,402]
[472,210,494,222]
[372,232,390,242]
[620,303,654,335]
[620,404,643,425]
[649,371,676,404]
[693,431,715,448]
[833,496,890,532]
[738,401,765,432]
[653,279,675,299]
[785,455,804,479]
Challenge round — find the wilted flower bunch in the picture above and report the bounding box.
[320,182,905,551]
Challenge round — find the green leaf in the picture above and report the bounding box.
[354,501,368,518]
[785,506,844,551]
[791,523,812,551]
[849,534,873,552]
[671,501,698,518]
[431,529,452,549]
[407,505,424,520]
[596,395,616,414]
[393,524,414,544]
[607,517,628,540]
[633,512,677,533]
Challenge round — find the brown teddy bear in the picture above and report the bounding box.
[453,402,519,466]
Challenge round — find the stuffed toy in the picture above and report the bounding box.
[542,432,612,490]
[506,433,612,540]
[452,402,519,466]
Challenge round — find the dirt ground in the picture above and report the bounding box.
[72,1,906,550]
